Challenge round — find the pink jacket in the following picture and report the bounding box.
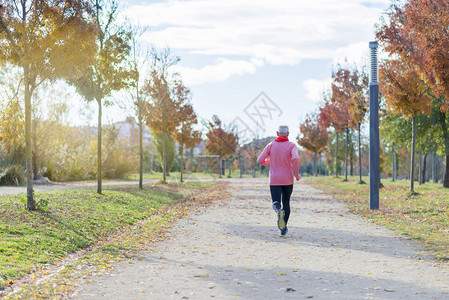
[257,140,300,185]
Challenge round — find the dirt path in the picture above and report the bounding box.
[71,178,449,299]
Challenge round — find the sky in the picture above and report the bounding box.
[83,0,391,142]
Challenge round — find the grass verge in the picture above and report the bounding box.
[304,176,449,262]
[0,181,226,298]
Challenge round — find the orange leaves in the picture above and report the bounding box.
[205,116,237,157]
[297,117,329,155]
[319,65,366,132]
[376,0,449,111]
[144,71,181,134]
[379,60,431,119]
[173,102,202,150]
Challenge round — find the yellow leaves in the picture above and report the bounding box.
[0,99,23,153]
[379,60,431,118]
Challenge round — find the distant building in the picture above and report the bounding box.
[113,117,152,146]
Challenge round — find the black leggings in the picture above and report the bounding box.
[270,185,293,225]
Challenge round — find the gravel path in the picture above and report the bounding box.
[71,178,449,299]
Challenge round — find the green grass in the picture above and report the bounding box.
[305,176,449,261]
[0,182,221,291]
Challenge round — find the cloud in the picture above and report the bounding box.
[173,58,262,85]
[124,0,389,84]
[302,78,333,102]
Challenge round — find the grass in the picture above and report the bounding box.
[304,175,449,261]
[0,181,225,297]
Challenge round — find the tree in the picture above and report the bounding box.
[173,88,202,182]
[376,0,449,188]
[330,65,359,181]
[70,0,132,194]
[345,66,369,183]
[144,48,181,183]
[152,131,176,176]
[0,0,97,209]
[205,116,237,178]
[379,59,431,193]
[244,144,259,178]
[319,90,350,178]
[297,115,329,176]
[128,24,148,189]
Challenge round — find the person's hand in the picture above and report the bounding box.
[260,157,270,166]
[295,174,301,181]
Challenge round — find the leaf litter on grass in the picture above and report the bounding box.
[305,176,449,262]
[0,181,228,299]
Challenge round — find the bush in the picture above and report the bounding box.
[0,164,26,186]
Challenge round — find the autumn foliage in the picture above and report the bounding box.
[206,116,237,158]
[379,60,431,119]
[298,117,329,156]
[377,0,449,112]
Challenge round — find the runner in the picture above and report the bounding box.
[257,125,301,236]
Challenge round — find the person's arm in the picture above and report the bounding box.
[291,145,301,181]
[257,143,271,166]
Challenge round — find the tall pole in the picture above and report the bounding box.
[369,41,380,210]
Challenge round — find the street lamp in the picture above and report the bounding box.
[369,41,380,210]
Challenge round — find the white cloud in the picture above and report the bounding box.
[332,42,371,66]
[124,0,389,84]
[302,78,332,102]
[173,58,261,85]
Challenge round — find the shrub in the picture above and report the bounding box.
[0,164,25,186]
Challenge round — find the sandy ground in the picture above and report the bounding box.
[69,178,449,299]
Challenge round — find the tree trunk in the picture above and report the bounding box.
[335,132,339,177]
[180,143,184,182]
[437,110,449,187]
[139,118,143,189]
[410,116,416,193]
[344,128,349,181]
[239,151,243,178]
[162,130,167,182]
[358,123,362,183]
[444,155,449,187]
[313,151,317,176]
[422,152,427,184]
[228,158,232,177]
[432,152,436,183]
[318,153,321,176]
[392,142,396,181]
[97,99,102,194]
[24,73,35,210]
[350,142,354,176]
[32,118,38,180]
[253,159,256,178]
[418,151,422,185]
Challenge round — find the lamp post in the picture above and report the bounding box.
[369,41,380,210]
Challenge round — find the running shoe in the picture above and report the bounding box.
[277,209,286,231]
[280,227,288,236]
